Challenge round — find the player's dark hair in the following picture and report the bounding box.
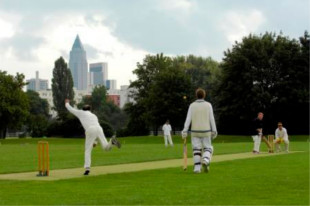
[82,105,91,111]
[196,88,206,99]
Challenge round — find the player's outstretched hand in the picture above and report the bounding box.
[65,99,70,104]
[211,131,218,140]
[181,131,187,139]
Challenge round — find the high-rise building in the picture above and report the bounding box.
[26,71,48,91]
[106,79,117,90]
[89,62,108,87]
[69,35,88,90]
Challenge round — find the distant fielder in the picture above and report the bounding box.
[182,88,217,173]
[274,122,289,153]
[162,120,174,147]
[65,99,121,175]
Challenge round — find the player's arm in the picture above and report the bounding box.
[182,105,192,138]
[65,99,83,117]
[209,104,217,132]
[275,128,279,138]
[183,105,192,132]
[209,104,217,139]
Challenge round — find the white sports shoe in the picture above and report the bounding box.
[202,158,210,173]
[193,165,201,173]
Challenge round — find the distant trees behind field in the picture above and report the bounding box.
[123,31,309,136]
[0,31,308,138]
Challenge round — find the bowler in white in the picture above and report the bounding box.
[65,99,121,175]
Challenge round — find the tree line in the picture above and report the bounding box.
[0,31,308,138]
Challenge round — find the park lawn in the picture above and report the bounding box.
[0,150,308,205]
[0,135,308,174]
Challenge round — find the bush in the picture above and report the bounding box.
[27,114,49,137]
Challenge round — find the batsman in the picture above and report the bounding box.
[182,88,217,173]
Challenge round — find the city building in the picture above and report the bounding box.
[106,79,117,90]
[107,94,120,107]
[89,62,108,87]
[108,85,135,108]
[26,71,48,91]
[69,35,88,90]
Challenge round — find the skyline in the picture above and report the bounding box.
[0,0,309,87]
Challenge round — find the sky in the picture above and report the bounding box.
[0,0,309,88]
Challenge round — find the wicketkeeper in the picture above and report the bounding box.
[65,99,121,175]
[274,122,289,153]
[182,88,217,173]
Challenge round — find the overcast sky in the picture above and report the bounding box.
[0,0,309,88]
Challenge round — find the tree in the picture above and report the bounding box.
[215,32,309,134]
[127,54,172,135]
[173,55,221,102]
[148,65,192,132]
[51,57,75,120]
[0,71,29,138]
[26,90,49,137]
[126,53,221,136]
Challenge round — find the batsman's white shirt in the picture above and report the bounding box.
[162,124,172,135]
[183,99,217,137]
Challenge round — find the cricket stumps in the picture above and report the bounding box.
[37,141,49,176]
[268,135,274,153]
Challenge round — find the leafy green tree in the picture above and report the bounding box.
[127,54,171,135]
[126,53,221,136]
[26,90,49,137]
[215,32,309,134]
[26,90,49,117]
[148,65,191,132]
[173,55,221,102]
[0,71,29,138]
[51,57,74,120]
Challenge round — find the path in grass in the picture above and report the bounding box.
[0,151,301,181]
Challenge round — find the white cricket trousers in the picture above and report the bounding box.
[252,135,261,152]
[164,134,173,146]
[84,125,112,169]
[192,136,213,170]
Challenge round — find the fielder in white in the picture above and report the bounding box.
[162,120,174,147]
[65,99,121,175]
[182,88,217,173]
[274,122,289,152]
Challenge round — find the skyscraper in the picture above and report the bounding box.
[69,35,88,90]
[89,62,108,87]
[106,79,117,90]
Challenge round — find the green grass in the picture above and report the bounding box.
[0,135,309,205]
[0,135,308,174]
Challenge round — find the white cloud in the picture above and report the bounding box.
[159,0,194,12]
[1,13,149,88]
[0,12,21,39]
[156,0,196,26]
[0,18,14,38]
[220,10,266,44]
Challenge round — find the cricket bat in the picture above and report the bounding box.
[183,138,187,171]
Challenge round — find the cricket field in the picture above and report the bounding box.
[0,135,309,205]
